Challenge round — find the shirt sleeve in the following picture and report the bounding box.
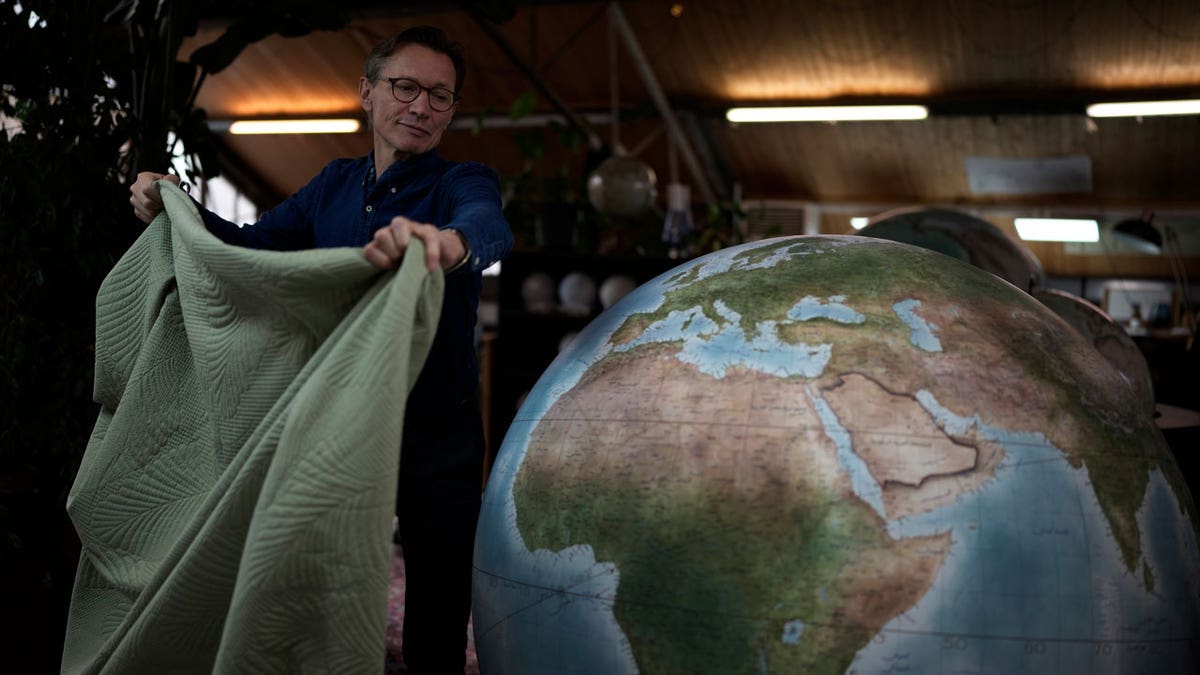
[199,168,326,251]
[438,162,514,273]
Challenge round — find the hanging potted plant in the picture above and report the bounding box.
[500,91,592,252]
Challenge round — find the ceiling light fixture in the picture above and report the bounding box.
[726,105,928,123]
[1086,99,1200,118]
[227,118,362,135]
[1013,217,1099,242]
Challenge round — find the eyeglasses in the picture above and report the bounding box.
[383,77,458,112]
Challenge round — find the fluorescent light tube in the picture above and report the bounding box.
[1014,218,1099,242]
[228,119,362,135]
[726,105,928,123]
[1086,99,1200,118]
[850,217,869,230]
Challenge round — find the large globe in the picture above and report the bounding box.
[860,207,1046,293]
[473,236,1199,674]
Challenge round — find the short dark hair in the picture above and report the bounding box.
[363,26,466,94]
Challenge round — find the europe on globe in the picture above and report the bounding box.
[473,236,1200,674]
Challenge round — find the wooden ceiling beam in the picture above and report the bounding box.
[468,8,606,151]
[608,3,718,206]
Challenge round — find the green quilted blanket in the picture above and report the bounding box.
[62,182,443,673]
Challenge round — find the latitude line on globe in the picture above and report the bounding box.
[473,567,1199,646]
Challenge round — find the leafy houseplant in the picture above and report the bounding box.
[499,91,595,252]
[0,2,346,668]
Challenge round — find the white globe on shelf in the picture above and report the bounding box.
[558,272,596,316]
[599,274,637,309]
[521,272,556,314]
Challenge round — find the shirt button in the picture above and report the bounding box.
[390,187,397,193]
[365,205,373,213]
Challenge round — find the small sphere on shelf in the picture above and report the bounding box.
[521,272,556,313]
[558,272,596,316]
[599,274,637,309]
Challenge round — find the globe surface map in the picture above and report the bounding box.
[473,236,1200,674]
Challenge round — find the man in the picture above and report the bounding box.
[129,26,512,673]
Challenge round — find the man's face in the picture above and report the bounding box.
[359,44,457,165]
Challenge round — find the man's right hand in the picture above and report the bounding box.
[129,172,181,224]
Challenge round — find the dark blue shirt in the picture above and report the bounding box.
[200,149,513,422]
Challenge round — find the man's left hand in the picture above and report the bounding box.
[364,216,466,272]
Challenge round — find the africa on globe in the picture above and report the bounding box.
[473,236,1200,674]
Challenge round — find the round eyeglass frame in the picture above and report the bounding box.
[383,77,459,112]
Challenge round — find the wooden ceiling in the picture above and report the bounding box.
[182,0,1200,269]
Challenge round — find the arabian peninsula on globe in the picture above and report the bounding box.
[473,236,1200,674]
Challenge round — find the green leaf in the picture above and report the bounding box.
[509,91,538,120]
[513,128,546,161]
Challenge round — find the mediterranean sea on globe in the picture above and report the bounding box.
[472,236,1200,674]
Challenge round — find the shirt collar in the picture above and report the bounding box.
[363,149,442,191]
[363,156,376,191]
